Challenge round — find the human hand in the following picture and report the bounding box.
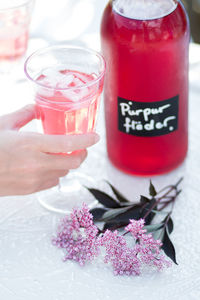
[0,105,99,196]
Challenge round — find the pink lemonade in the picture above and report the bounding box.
[35,68,103,135]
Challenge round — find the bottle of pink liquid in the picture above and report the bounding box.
[101,0,190,175]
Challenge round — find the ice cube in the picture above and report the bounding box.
[40,71,67,89]
[57,74,74,88]
[76,87,90,99]
[75,72,94,85]
[61,89,80,102]
[42,67,60,78]
[65,74,74,86]
[73,77,84,87]
[62,86,91,102]
[38,86,55,98]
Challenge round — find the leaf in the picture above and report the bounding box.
[145,212,156,225]
[90,208,107,221]
[151,209,170,215]
[106,181,129,203]
[144,223,164,233]
[153,228,165,241]
[103,205,142,224]
[101,206,131,222]
[149,180,157,197]
[140,195,151,204]
[163,215,174,234]
[161,229,178,265]
[141,198,157,225]
[167,217,174,234]
[86,188,121,208]
[103,222,126,231]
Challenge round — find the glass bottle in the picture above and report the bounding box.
[101,0,190,175]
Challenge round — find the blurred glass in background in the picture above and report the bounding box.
[0,0,34,74]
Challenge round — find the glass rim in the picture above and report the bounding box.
[0,0,34,11]
[24,44,106,92]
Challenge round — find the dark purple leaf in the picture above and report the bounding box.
[106,181,129,203]
[140,195,151,204]
[149,180,157,197]
[167,218,174,234]
[141,198,157,225]
[86,188,121,208]
[161,229,178,265]
[101,206,131,221]
[90,208,108,221]
[163,215,174,234]
[104,205,142,224]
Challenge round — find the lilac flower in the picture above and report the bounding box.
[52,203,99,266]
[53,204,171,275]
[125,219,171,270]
[99,230,141,276]
[99,219,171,275]
[125,219,146,239]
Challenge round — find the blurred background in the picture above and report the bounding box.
[183,0,200,43]
[29,0,109,50]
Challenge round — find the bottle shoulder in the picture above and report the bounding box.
[101,2,189,43]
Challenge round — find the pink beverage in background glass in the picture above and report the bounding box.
[101,0,190,176]
[0,0,34,61]
[35,68,103,135]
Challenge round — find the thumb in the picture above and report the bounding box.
[0,105,36,130]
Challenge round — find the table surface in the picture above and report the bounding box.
[1,1,200,299]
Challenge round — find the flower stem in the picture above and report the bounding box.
[143,178,183,220]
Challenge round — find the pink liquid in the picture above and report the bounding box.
[0,9,30,60]
[101,2,190,175]
[35,69,103,135]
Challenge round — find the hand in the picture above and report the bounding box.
[0,105,99,196]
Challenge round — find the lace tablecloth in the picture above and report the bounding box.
[0,19,200,300]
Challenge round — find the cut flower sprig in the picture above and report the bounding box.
[52,178,182,275]
[88,178,183,265]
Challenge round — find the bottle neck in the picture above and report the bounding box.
[112,0,178,20]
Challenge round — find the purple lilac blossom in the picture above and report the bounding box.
[53,204,171,274]
[52,203,99,266]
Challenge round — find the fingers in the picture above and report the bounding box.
[43,149,88,170]
[34,132,100,153]
[0,105,36,130]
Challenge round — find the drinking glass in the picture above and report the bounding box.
[24,45,105,213]
[0,0,34,73]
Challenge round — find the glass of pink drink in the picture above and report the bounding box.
[25,45,105,213]
[0,0,34,71]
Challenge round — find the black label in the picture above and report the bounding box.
[118,96,179,137]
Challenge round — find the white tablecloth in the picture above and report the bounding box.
[0,1,200,299]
